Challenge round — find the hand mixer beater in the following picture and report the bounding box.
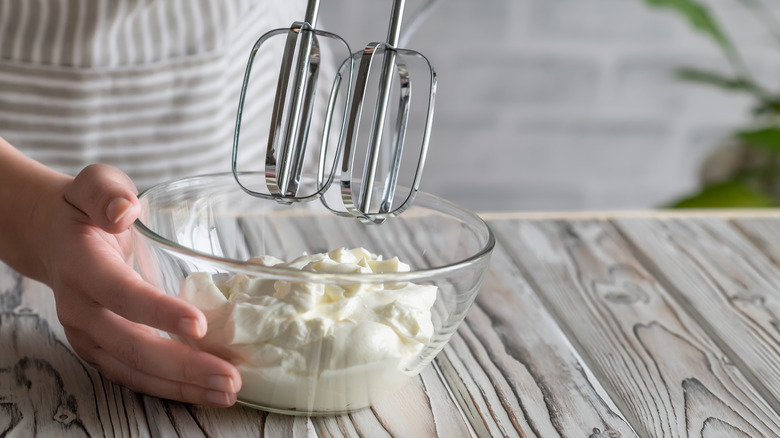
[232,0,437,224]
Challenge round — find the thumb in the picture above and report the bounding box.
[64,164,140,233]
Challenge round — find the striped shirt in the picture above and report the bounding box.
[0,0,308,190]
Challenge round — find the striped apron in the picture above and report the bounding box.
[0,0,307,190]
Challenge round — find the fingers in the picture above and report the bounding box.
[55,164,198,339]
[64,163,140,233]
[68,309,241,407]
[58,242,207,339]
[74,336,239,407]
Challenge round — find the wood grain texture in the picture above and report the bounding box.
[0,264,148,438]
[492,218,780,437]
[732,217,780,268]
[435,240,637,438]
[614,217,780,416]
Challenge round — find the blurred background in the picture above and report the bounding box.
[321,0,780,212]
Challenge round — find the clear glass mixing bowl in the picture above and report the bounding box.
[132,173,494,415]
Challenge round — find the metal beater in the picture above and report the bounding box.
[232,0,438,224]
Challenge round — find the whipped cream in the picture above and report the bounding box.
[179,248,438,412]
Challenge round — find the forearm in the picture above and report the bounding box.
[0,136,71,282]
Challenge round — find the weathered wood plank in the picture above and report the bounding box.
[732,217,780,267]
[494,219,780,437]
[615,217,780,415]
[435,239,638,438]
[0,264,149,438]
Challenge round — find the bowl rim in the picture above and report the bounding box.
[132,173,496,282]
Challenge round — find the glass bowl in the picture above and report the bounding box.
[132,173,494,415]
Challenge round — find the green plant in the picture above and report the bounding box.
[644,0,780,208]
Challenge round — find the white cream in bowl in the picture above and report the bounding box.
[178,248,438,413]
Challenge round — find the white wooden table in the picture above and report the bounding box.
[4,211,780,437]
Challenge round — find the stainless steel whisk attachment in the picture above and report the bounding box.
[232,0,437,224]
[232,0,351,203]
[326,0,437,224]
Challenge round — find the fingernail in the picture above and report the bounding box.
[209,375,236,393]
[178,317,204,338]
[205,390,232,406]
[107,198,133,224]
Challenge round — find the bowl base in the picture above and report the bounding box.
[235,398,370,416]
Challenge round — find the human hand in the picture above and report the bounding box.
[33,164,241,407]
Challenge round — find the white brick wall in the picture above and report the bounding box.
[320,0,780,212]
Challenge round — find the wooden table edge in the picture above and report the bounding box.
[478,208,780,221]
